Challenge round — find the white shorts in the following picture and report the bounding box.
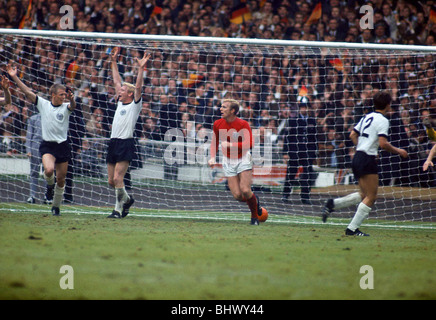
[222,152,253,177]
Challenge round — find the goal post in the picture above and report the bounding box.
[0,28,435,229]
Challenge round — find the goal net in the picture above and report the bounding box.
[0,29,435,229]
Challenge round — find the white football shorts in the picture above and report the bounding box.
[222,151,253,177]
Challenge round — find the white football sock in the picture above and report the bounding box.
[52,184,64,208]
[347,202,371,231]
[44,172,55,186]
[334,192,362,210]
[115,187,129,212]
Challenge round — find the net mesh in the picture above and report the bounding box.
[0,31,435,228]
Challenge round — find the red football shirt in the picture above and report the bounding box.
[211,117,253,159]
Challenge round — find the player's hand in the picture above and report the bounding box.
[6,63,17,78]
[423,160,433,172]
[137,52,151,68]
[221,141,229,149]
[398,149,408,159]
[66,87,74,101]
[110,47,119,61]
[0,75,9,89]
[208,158,216,168]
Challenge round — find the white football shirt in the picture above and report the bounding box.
[353,111,389,156]
[110,98,142,139]
[35,96,71,143]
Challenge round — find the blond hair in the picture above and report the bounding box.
[49,83,66,96]
[122,82,136,93]
[222,99,240,115]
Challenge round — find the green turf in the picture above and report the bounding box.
[0,206,435,300]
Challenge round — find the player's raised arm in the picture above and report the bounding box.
[110,47,122,97]
[423,144,436,171]
[66,86,76,112]
[0,75,12,106]
[6,63,37,104]
[134,51,151,102]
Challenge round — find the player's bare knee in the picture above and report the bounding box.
[239,185,251,198]
[107,178,115,188]
[232,192,243,201]
[113,176,124,187]
[45,168,54,177]
[56,180,66,188]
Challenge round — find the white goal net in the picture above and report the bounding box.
[0,29,435,228]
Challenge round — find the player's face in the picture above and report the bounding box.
[119,85,133,103]
[220,102,234,119]
[51,89,67,106]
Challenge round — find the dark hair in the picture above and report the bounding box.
[373,91,392,110]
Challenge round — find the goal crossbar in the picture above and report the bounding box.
[1,28,436,52]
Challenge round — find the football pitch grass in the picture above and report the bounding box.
[0,203,435,300]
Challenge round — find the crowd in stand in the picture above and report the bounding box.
[0,0,436,187]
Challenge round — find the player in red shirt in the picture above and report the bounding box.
[208,99,266,225]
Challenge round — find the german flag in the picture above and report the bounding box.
[18,0,33,29]
[329,58,344,72]
[258,0,267,8]
[182,74,204,88]
[65,60,79,83]
[299,85,308,97]
[430,9,436,24]
[230,0,252,24]
[305,2,322,26]
[150,5,162,19]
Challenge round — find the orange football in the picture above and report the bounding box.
[258,207,268,222]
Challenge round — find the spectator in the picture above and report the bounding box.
[282,101,318,205]
[25,112,47,203]
[358,29,374,43]
[85,106,106,161]
[77,138,100,177]
[420,109,436,141]
[0,74,12,151]
[142,117,162,158]
[318,127,338,168]
[325,18,346,42]
[65,98,85,204]
[407,124,435,187]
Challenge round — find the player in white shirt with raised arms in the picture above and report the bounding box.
[106,47,151,219]
[322,91,408,236]
[7,64,76,216]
